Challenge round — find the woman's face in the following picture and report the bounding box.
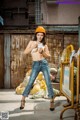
[36,33,44,42]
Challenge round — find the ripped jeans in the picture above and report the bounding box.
[22,59,54,98]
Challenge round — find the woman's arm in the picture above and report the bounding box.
[23,41,37,55]
[23,41,32,55]
[20,41,32,61]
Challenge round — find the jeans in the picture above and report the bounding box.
[22,59,54,98]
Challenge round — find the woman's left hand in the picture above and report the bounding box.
[38,48,44,54]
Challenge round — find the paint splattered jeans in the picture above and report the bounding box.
[22,59,54,98]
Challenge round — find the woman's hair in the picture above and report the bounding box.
[33,33,46,45]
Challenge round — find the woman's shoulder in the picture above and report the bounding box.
[29,40,36,44]
[28,40,35,45]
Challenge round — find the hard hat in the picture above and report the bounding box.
[35,26,46,34]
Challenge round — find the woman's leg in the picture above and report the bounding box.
[20,62,40,109]
[41,60,55,110]
[42,68,54,98]
[22,69,40,97]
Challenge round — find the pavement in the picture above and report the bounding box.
[0,89,75,120]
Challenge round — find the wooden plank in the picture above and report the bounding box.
[4,34,10,88]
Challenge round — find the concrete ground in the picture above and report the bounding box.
[0,89,75,120]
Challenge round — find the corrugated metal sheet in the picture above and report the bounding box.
[10,34,32,88]
[1,31,78,88]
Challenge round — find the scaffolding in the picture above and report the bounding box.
[35,0,41,25]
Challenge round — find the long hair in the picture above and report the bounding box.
[33,33,46,45]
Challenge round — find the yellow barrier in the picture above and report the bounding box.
[74,48,80,120]
[59,45,78,119]
[61,44,74,63]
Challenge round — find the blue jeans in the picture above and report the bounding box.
[22,59,54,98]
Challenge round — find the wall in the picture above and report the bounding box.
[42,3,80,24]
[8,32,79,88]
[2,1,80,25]
[3,0,35,25]
[0,31,78,88]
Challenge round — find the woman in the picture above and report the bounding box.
[20,26,55,111]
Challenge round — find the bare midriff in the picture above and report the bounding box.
[31,51,45,61]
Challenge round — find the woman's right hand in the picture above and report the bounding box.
[31,42,37,50]
[23,41,38,54]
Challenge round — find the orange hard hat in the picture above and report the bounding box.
[35,26,46,34]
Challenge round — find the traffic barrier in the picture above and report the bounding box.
[74,48,80,120]
[59,45,79,119]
